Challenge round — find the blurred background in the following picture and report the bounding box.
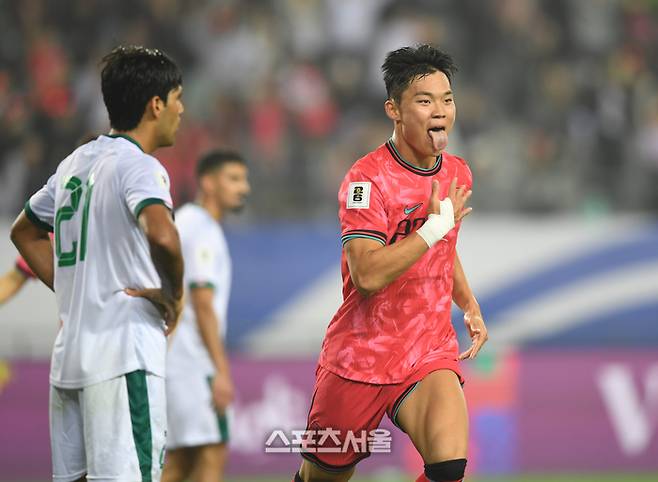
[1,0,657,481]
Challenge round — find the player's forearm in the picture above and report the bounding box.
[452,254,479,313]
[195,306,230,374]
[348,233,429,296]
[148,236,184,300]
[10,215,54,290]
[0,269,28,304]
[139,205,184,300]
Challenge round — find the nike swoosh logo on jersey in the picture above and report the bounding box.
[404,203,423,215]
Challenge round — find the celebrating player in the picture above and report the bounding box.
[10,45,184,482]
[163,150,250,482]
[294,45,488,482]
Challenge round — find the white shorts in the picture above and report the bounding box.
[50,370,166,482]
[166,373,230,449]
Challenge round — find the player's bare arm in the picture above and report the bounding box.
[0,267,29,304]
[10,212,54,290]
[346,178,471,296]
[126,203,184,332]
[452,253,488,360]
[190,286,234,412]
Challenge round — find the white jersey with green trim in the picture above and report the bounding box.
[27,134,174,389]
[166,203,231,378]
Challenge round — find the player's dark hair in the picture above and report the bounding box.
[101,45,182,131]
[382,44,457,103]
[196,149,246,179]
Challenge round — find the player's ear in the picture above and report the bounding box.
[148,96,164,119]
[199,174,214,195]
[384,98,400,121]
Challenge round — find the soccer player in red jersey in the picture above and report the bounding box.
[0,256,37,304]
[293,45,488,482]
[0,233,54,305]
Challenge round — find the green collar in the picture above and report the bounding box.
[386,139,442,176]
[105,134,144,152]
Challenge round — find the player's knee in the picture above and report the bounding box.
[424,458,467,481]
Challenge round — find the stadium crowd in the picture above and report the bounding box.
[1,0,657,219]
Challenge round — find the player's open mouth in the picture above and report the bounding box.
[428,127,448,151]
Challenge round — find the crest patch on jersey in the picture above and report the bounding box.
[155,170,169,189]
[195,246,214,266]
[347,182,371,209]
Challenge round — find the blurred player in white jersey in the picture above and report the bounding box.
[163,150,250,482]
[11,45,185,482]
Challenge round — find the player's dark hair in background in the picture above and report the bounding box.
[196,149,246,178]
[382,44,457,103]
[101,46,182,131]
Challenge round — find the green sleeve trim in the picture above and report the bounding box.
[134,198,167,219]
[341,234,386,247]
[189,281,216,290]
[24,201,54,232]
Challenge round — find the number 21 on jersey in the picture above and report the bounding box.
[55,175,94,267]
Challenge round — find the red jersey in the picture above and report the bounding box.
[319,140,473,384]
[15,255,36,279]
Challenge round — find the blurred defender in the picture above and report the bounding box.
[163,151,250,482]
[295,45,488,482]
[11,46,184,481]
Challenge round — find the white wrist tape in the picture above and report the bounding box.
[416,199,455,247]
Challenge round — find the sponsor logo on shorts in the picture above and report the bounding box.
[264,428,392,454]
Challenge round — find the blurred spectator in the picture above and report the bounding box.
[1,0,657,219]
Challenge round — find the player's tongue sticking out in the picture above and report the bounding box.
[428,127,448,153]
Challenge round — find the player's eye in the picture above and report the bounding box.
[417,99,431,104]
[445,98,453,104]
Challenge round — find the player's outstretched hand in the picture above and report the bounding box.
[124,287,183,335]
[427,178,472,223]
[212,372,235,414]
[458,310,488,360]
